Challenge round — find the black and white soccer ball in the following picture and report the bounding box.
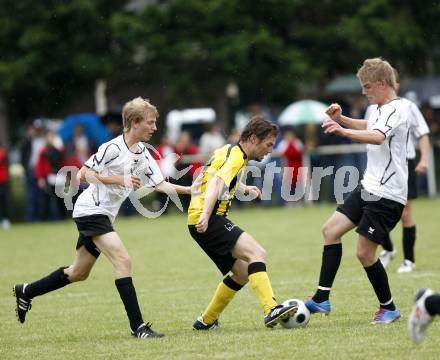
[280,298,311,329]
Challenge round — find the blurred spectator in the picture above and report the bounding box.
[174,131,201,211]
[65,123,90,166]
[107,118,123,138]
[277,129,304,202]
[421,102,440,141]
[20,119,46,222]
[199,123,226,155]
[248,103,275,122]
[0,142,11,229]
[154,134,176,174]
[35,131,66,220]
[227,128,240,144]
[304,123,319,150]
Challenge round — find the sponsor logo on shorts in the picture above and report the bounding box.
[225,223,236,232]
[368,227,375,234]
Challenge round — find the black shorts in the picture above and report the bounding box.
[336,185,404,245]
[74,215,114,258]
[407,159,418,200]
[188,215,244,275]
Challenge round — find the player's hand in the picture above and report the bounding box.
[322,118,345,136]
[246,185,261,199]
[119,175,141,190]
[325,103,342,123]
[415,161,428,175]
[195,212,210,233]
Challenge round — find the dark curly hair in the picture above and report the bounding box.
[240,115,279,142]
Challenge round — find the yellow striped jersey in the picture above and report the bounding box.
[187,144,248,225]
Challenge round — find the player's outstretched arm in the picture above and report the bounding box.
[237,182,261,200]
[155,181,191,195]
[77,166,141,189]
[326,103,368,130]
[322,120,384,145]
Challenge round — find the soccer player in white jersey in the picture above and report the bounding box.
[305,58,409,324]
[371,69,430,273]
[13,97,191,339]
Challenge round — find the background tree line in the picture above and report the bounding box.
[0,0,439,144]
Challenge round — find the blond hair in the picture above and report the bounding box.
[122,97,159,132]
[357,58,396,89]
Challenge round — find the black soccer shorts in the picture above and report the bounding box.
[336,185,404,245]
[74,214,114,258]
[188,215,244,275]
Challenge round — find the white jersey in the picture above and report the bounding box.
[365,98,429,159]
[361,99,409,205]
[73,135,164,222]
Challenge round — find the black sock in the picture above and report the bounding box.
[223,275,244,291]
[25,267,71,299]
[115,277,144,332]
[425,294,440,316]
[312,243,342,303]
[382,234,394,252]
[402,226,416,262]
[364,260,395,310]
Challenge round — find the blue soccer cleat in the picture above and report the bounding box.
[304,299,331,314]
[371,308,401,324]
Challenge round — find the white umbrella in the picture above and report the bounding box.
[278,100,328,126]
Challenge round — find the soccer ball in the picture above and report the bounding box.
[280,299,311,329]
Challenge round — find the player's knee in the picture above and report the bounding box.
[117,253,132,273]
[243,246,266,263]
[68,267,90,282]
[401,210,414,227]
[254,246,267,262]
[322,222,336,243]
[356,248,374,265]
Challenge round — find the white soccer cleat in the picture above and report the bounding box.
[378,249,396,268]
[408,288,434,344]
[397,260,416,274]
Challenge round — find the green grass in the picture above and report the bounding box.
[1,199,440,359]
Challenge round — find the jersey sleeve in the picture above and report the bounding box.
[216,147,245,187]
[408,102,430,138]
[142,149,165,187]
[372,104,401,138]
[84,142,121,173]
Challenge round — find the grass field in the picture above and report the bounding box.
[1,198,440,359]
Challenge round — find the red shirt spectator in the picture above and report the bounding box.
[35,132,66,188]
[277,130,304,188]
[174,131,202,177]
[0,147,8,184]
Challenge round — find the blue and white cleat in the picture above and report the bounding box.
[304,299,331,314]
[371,308,401,324]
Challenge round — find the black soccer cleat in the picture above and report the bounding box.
[13,283,32,324]
[264,304,298,328]
[131,323,165,339]
[192,315,219,330]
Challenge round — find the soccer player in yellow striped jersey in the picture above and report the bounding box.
[188,116,298,330]
[188,143,248,224]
